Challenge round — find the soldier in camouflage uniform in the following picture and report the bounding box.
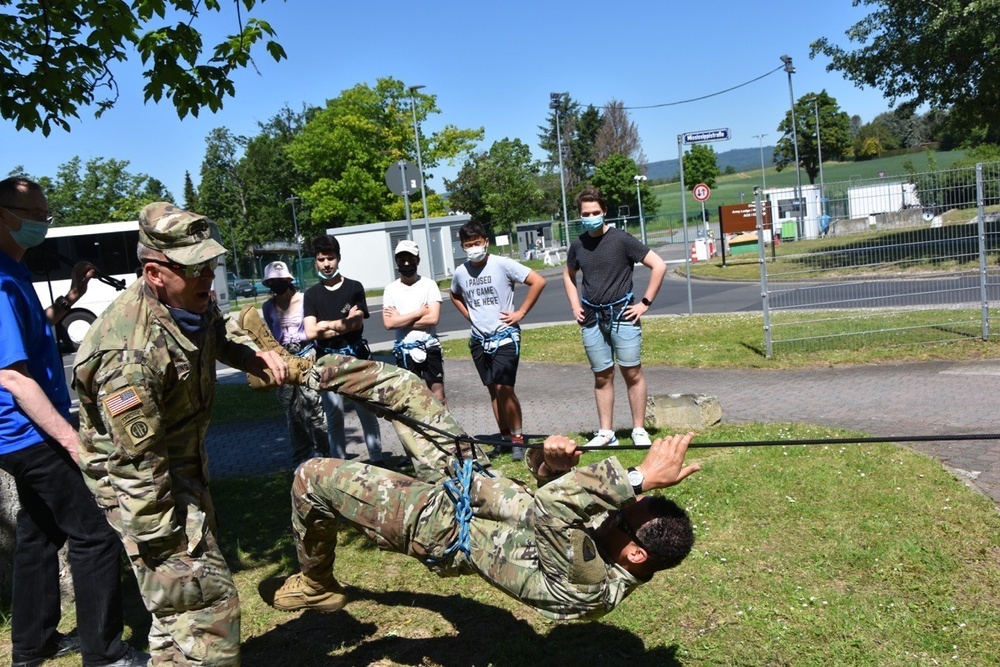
[237,308,699,620]
[73,203,289,666]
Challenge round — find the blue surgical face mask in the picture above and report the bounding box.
[581,215,604,231]
[318,268,340,281]
[9,218,49,248]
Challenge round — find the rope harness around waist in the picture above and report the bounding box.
[470,327,520,356]
[392,335,439,369]
[582,291,633,328]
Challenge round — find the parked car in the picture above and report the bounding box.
[227,272,257,298]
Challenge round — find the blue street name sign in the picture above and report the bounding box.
[683,128,731,144]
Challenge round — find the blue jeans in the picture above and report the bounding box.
[0,440,129,664]
[581,319,643,373]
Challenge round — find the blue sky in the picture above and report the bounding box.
[2,0,891,202]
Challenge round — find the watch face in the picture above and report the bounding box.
[628,469,643,487]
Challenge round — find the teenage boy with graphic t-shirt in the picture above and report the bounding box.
[382,239,446,406]
[449,221,545,461]
[303,235,384,464]
[563,187,666,449]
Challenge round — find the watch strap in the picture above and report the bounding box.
[55,295,72,311]
[640,297,652,307]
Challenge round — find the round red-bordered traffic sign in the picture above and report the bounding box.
[693,183,711,202]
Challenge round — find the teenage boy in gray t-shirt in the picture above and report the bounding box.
[450,221,546,461]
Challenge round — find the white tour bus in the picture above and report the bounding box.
[26,220,231,350]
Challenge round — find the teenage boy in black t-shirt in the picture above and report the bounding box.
[303,235,384,463]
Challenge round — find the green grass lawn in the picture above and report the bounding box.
[11,423,999,666]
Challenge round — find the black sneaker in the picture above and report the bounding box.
[511,446,526,462]
[12,633,81,667]
[485,443,511,459]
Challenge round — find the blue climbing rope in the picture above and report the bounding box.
[470,327,520,357]
[440,458,475,557]
[582,291,633,328]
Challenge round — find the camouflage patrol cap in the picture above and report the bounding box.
[138,202,228,265]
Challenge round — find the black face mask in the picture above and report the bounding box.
[270,282,291,295]
[398,265,418,277]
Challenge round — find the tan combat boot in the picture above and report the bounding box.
[269,573,348,613]
[237,305,315,390]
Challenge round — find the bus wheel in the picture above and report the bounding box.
[60,310,97,351]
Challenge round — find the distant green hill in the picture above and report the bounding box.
[646,146,774,181]
[650,148,970,215]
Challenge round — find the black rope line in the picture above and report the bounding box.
[616,65,784,111]
[365,394,1000,456]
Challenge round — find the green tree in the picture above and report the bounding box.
[39,156,173,226]
[853,119,899,160]
[590,154,659,220]
[811,0,1000,143]
[681,144,721,190]
[773,91,851,184]
[445,138,545,239]
[287,78,482,228]
[183,171,199,211]
[537,96,601,187]
[198,127,252,273]
[0,0,287,135]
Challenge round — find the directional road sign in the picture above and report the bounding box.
[683,128,731,144]
[693,183,711,202]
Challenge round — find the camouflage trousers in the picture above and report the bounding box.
[293,354,539,590]
[275,383,328,465]
[106,507,240,667]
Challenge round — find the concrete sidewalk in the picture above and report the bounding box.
[209,357,1000,504]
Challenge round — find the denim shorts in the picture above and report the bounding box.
[581,318,642,373]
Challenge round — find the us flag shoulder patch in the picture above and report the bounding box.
[104,387,142,416]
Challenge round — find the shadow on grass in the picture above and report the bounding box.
[242,587,682,667]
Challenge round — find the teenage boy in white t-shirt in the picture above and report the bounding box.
[450,221,545,461]
[382,240,446,405]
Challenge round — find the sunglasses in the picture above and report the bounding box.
[2,204,54,224]
[615,510,651,554]
[145,257,220,278]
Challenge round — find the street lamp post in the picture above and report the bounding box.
[634,174,648,245]
[285,195,302,285]
[752,133,768,190]
[807,96,825,206]
[781,55,804,240]
[550,92,569,245]
[408,84,435,279]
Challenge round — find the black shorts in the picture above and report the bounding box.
[469,337,520,387]
[394,346,445,386]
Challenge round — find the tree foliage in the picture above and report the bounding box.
[445,138,544,238]
[773,91,851,184]
[182,171,199,211]
[594,100,646,168]
[681,144,721,190]
[24,157,173,226]
[0,0,287,136]
[590,154,658,220]
[810,0,1000,143]
[287,78,483,228]
[537,96,601,187]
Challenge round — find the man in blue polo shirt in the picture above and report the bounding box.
[0,177,147,667]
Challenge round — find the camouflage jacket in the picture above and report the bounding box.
[450,456,643,621]
[73,280,256,558]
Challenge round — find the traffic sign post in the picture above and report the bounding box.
[693,183,711,202]
[385,160,422,240]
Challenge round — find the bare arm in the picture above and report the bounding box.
[623,250,667,322]
[383,305,428,330]
[562,265,586,324]
[304,306,363,340]
[450,290,471,322]
[500,270,546,325]
[0,363,80,464]
[45,261,96,325]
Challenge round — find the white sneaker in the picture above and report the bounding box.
[631,427,652,447]
[586,429,618,447]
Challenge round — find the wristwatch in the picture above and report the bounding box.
[627,467,645,495]
[55,295,72,312]
[640,297,652,307]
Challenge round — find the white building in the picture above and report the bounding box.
[764,184,823,240]
[324,214,471,290]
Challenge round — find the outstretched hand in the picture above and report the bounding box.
[635,433,700,491]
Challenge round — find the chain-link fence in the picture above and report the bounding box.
[759,161,1000,357]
